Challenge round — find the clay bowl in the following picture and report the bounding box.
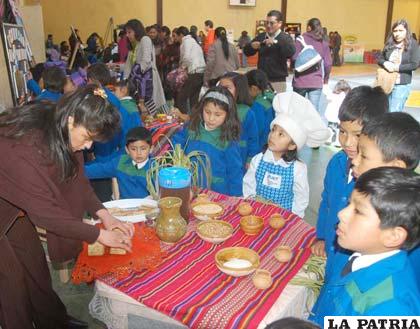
[240,215,264,235]
[215,247,260,277]
[192,201,224,221]
[274,245,293,263]
[196,220,233,244]
[269,213,286,230]
[252,269,273,289]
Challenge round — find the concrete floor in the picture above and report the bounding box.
[52,63,420,329]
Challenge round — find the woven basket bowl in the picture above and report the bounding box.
[191,201,225,221]
[240,215,264,235]
[196,220,233,244]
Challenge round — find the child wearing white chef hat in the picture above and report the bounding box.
[243,92,330,217]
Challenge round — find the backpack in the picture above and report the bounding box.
[294,36,322,73]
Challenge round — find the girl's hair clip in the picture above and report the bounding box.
[93,88,108,99]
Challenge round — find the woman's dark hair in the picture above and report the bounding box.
[190,25,199,43]
[307,18,324,41]
[189,86,240,142]
[338,86,388,126]
[161,25,171,37]
[125,19,146,50]
[215,26,230,60]
[176,26,189,37]
[333,79,351,94]
[0,85,120,181]
[384,19,412,51]
[126,126,152,146]
[361,112,420,170]
[204,20,213,28]
[219,72,253,106]
[355,167,420,250]
[87,63,111,86]
[42,66,67,93]
[266,317,320,329]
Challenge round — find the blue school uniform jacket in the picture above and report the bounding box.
[317,151,355,258]
[250,92,275,150]
[27,79,42,96]
[173,124,243,196]
[84,154,150,199]
[237,103,259,166]
[309,251,420,327]
[93,88,142,161]
[36,90,62,102]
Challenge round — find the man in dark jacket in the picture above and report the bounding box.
[244,10,295,92]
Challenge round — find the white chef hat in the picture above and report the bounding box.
[270,92,330,150]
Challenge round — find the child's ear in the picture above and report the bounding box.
[389,158,407,169]
[125,146,129,154]
[288,142,297,151]
[382,226,407,249]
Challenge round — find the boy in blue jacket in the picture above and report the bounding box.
[85,127,152,199]
[310,167,420,326]
[312,86,388,258]
[351,112,420,287]
[35,66,66,102]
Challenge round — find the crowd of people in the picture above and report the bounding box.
[0,8,419,329]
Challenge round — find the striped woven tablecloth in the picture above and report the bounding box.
[99,191,316,329]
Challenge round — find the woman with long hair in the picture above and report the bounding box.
[292,17,332,112]
[0,85,134,329]
[123,19,165,115]
[378,19,420,112]
[203,26,240,87]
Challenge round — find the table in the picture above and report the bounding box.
[87,191,316,328]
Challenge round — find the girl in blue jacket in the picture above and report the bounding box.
[173,86,243,196]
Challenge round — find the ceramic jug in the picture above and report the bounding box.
[155,197,187,244]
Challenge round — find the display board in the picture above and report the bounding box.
[1,23,32,104]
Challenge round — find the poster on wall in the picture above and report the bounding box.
[2,23,32,104]
[229,0,256,6]
[343,35,364,63]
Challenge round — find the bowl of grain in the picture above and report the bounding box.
[192,201,224,221]
[215,247,260,277]
[196,220,233,244]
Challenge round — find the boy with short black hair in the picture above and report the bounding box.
[352,111,420,285]
[310,167,420,325]
[84,127,152,199]
[36,66,67,102]
[312,86,388,258]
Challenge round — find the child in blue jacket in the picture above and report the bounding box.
[312,86,388,258]
[35,66,66,102]
[85,127,152,199]
[310,167,420,325]
[173,86,243,196]
[219,72,259,167]
[87,63,142,161]
[246,69,275,150]
[351,112,420,287]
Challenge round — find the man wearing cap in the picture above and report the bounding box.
[243,10,295,93]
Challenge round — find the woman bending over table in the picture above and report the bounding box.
[0,85,134,329]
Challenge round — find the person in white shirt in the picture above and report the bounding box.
[243,92,330,217]
[174,26,206,115]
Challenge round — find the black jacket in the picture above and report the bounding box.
[244,31,295,82]
[378,39,420,85]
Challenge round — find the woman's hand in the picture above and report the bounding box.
[383,61,395,72]
[97,228,132,252]
[97,208,135,238]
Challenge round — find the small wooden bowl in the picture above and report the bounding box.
[252,269,273,289]
[215,247,260,277]
[192,201,224,221]
[269,213,286,230]
[274,246,293,263]
[196,220,233,244]
[240,215,264,235]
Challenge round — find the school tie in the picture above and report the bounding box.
[341,255,358,277]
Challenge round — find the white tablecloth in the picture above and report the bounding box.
[89,274,313,329]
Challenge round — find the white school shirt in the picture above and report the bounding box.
[348,250,401,273]
[242,150,309,218]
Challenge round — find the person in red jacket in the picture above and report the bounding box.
[203,19,215,56]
